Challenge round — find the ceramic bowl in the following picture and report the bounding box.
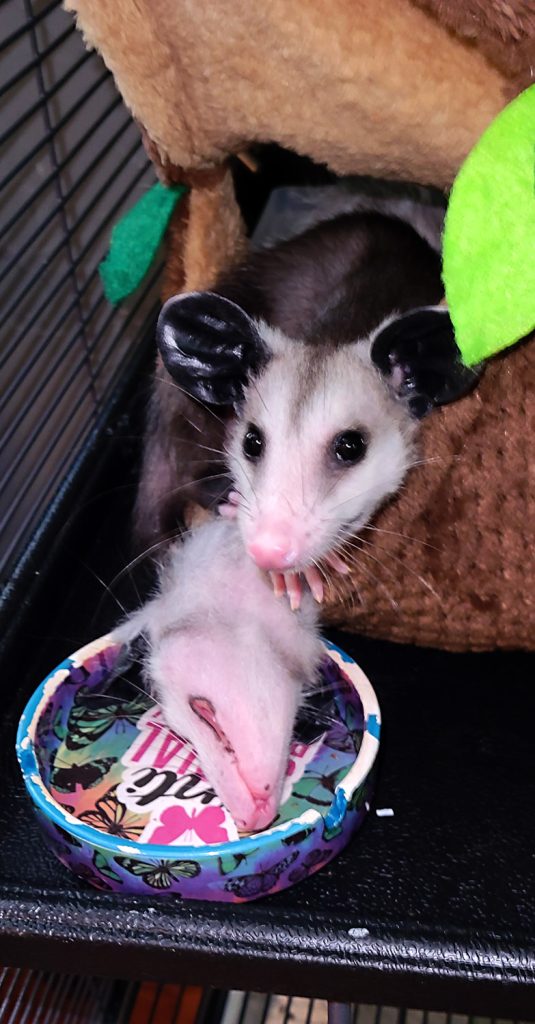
[16,635,380,901]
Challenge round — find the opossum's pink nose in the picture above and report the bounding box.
[247,525,298,571]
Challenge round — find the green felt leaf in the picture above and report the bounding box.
[442,84,535,366]
[99,182,187,305]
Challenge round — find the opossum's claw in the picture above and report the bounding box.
[218,490,240,520]
[325,552,351,575]
[284,572,302,612]
[269,571,286,598]
[268,559,351,605]
[303,565,324,604]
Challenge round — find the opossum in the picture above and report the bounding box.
[114,518,322,832]
[148,211,478,585]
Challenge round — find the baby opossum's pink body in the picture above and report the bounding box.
[116,519,322,832]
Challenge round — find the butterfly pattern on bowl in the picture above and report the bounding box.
[17,636,380,902]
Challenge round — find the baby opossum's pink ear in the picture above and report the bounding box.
[156,291,269,405]
[371,306,482,418]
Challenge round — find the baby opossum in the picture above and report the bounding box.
[115,518,322,832]
[145,211,478,579]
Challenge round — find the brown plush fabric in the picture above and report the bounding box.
[66,0,507,190]
[413,0,535,95]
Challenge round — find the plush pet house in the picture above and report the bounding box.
[67,0,534,651]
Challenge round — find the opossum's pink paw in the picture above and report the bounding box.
[284,571,302,612]
[303,565,324,603]
[218,502,238,520]
[269,571,286,598]
[326,552,351,575]
[218,491,240,519]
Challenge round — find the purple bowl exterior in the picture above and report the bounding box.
[32,776,375,900]
[18,638,378,902]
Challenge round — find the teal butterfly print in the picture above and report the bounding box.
[51,756,117,792]
[224,853,298,898]
[114,857,201,889]
[281,826,315,847]
[93,850,122,883]
[292,766,349,809]
[65,688,152,751]
[53,822,82,847]
[217,849,259,876]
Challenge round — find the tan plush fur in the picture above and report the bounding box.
[66,0,507,190]
[161,166,246,301]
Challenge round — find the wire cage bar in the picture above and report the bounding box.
[0,0,161,604]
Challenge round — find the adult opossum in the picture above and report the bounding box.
[138,210,477,584]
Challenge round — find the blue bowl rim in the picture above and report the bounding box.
[16,635,381,861]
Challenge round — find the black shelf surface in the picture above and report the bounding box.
[1,402,534,1017]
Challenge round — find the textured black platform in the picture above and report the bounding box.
[1,406,533,1017]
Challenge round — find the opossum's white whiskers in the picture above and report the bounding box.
[357,536,442,602]
[320,567,347,606]
[185,442,227,457]
[119,675,168,713]
[225,452,261,510]
[322,480,390,518]
[362,524,440,551]
[251,379,269,415]
[311,558,329,584]
[107,530,188,595]
[407,456,443,469]
[342,538,402,587]
[181,457,226,467]
[167,431,225,454]
[311,470,344,514]
[164,472,230,501]
[217,485,254,522]
[82,562,129,621]
[334,546,399,611]
[174,410,204,435]
[297,701,339,728]
[282,493,297,517]
[230,486,253,514]
[154,376,226,427]
[79,692,147,704]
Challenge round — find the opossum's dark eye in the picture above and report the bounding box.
[332,430,368,465]
[243,424,265,460]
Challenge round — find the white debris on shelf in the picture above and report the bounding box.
[348,927,370,938]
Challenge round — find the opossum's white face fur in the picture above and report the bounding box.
[227,323,417,573]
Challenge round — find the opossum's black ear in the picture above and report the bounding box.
[156,292,269,405]
[371,306,482,418]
